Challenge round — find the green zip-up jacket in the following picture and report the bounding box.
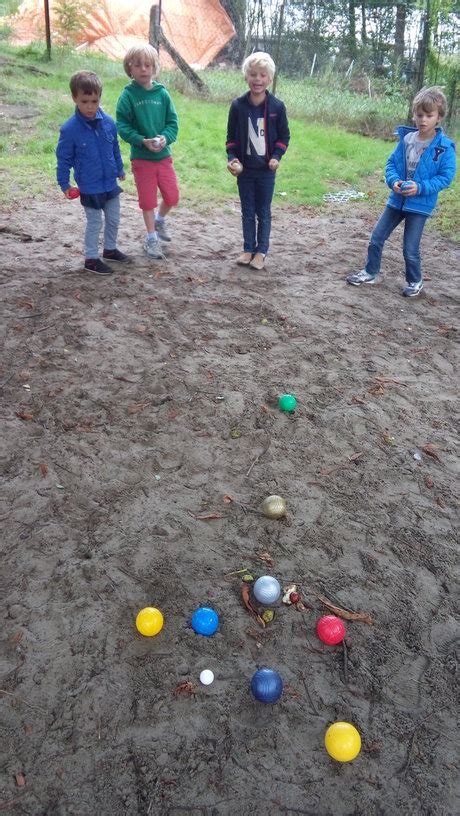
[116,81,179,162]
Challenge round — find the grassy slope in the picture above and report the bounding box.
[0,44,457,236]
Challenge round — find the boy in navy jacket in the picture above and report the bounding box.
[56,71,128,275]
[226,52,290,270]
[347,86,456,297]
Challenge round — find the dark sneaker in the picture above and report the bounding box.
[103,249,132,263]
[84,258,113,275]
[155,220,171,242]
[346,269,377,286]
[403,280,423,297]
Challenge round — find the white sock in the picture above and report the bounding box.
[155,214,165,224]
[147,231,157,240]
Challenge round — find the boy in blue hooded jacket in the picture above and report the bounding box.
[56,71,128,276]
[347,86,456,297]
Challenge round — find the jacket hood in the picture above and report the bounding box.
[395,125,454,149]
[126,80,166,94]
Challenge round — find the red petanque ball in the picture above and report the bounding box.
[68,187,80,199]
[316,615,346,645]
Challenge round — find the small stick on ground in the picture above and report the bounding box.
[300,671,320,716]
[246,442,271,477]
[0,688,46,713]
[342,639,349,684]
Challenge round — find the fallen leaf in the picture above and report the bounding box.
[368,384,385,396]
[18,299,34,310]
[349,452,363,462]
[127,402,150,414]
[317,594,374,625]
[242,584,265,627]
[435,496,446,508]
[256,551,276,569]
[260,404,269,413]
[350,395,366,404]
[113,375,137,383]
[223,494,234,504]
[188,511,223,521]
[436,324,456,335]
[424,476,434,488]
[15,412,34,421]
[422,443,441,462]
[38,463,48,478]
[14,773,26,787]
[9,632,23,645]
[383,433,396,446]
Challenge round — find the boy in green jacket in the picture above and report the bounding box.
[116,45,179,259]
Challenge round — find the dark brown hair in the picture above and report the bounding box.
[69,71,102,98]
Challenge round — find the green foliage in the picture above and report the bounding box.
[53,0,95,45]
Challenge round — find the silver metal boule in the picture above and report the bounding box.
[262,495,286,519]
[253,575,281,605]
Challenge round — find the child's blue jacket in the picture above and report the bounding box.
[56,108,124,194]
[386,126,456,217]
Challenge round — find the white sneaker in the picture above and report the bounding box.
[155,219,171,242]
[403,280,424,297]
[346,269,377,286]
[143,235,164,259]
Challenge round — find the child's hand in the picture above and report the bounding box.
[400,180,418,196]
[64,187,79,199]
[143,136,165,153]
[228,159,243,176]
[393,181,403,192]
[119,174,126,181]
[268,158,279,171]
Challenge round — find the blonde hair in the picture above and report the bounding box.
[242,52,276,82]
[412,86,447,119]
[123,44,160,79]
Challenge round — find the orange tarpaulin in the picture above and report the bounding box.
[10,0,235,67]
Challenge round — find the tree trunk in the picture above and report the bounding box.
[361,2,367,44]
[394,4,406,68]
[348,1,357,60]
[415,0,431,91]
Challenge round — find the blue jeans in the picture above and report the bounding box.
[237,168,275,255]
[365,206,427,284]
[83,195,120,259]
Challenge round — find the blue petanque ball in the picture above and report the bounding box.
[400,181,412,191]
[191,607,219,636]
[251,668,283,704]
[253,575,281,605]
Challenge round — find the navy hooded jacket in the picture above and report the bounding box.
[226,91,290,165]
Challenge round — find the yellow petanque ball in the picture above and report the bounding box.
[135,607,164,637]
[325,722,361,762]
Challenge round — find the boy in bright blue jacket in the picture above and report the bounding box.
[56,71,128,276]
[347,86,456,297]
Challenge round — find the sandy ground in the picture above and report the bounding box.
[1,193,459,816]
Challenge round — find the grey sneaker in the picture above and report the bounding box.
[143,235,164,259]
[403,280,423,298]
[346,269,377,286]
[155,219,171,242]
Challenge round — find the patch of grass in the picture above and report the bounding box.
[0,43,457,238]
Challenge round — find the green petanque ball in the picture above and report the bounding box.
[278,393,297,412]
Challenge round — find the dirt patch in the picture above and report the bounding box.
[1,194,458,815]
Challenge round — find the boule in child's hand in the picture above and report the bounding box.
[229,159,243,176]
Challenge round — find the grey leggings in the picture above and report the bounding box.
[84,195,120,259]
